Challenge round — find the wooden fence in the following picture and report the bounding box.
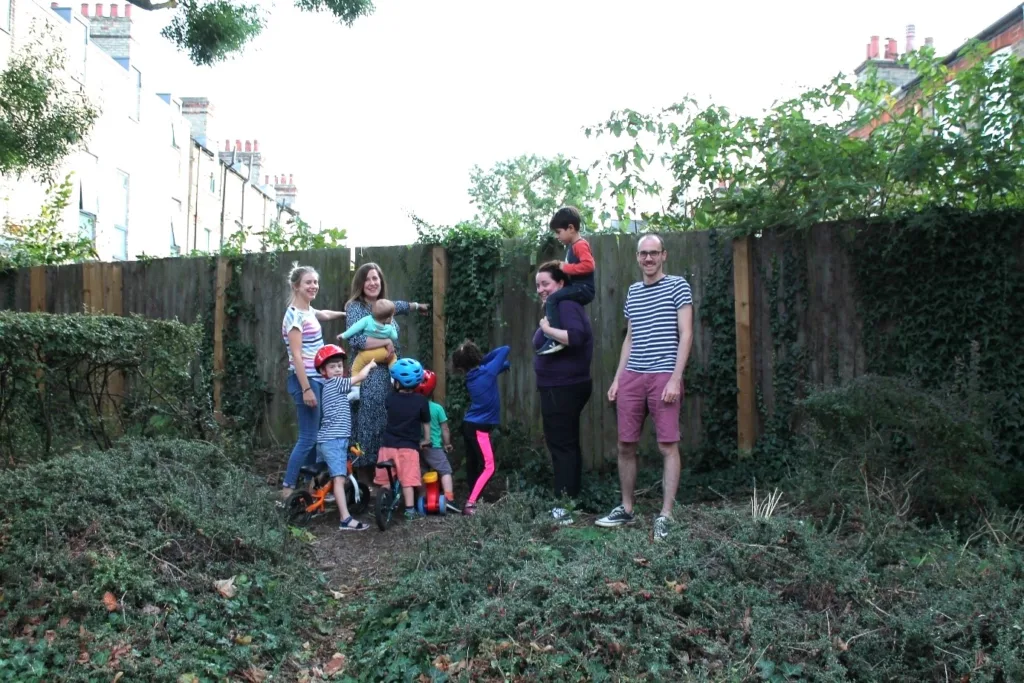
[0,225,868,471]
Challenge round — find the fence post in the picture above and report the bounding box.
[733,236,757,453]
[431,246,448,405]
[213,257,231,418]
[29,266,46,312]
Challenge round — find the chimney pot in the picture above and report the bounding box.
[110,4,117,16]
[235,139,241,151]
[95,3,102,16]
[868,35,879,60]
[253,140,259,152]
[265,175,269,185]
[289,174,294,185]
[244,140,252,152]
[905,24,915,53]
[224,140,230,152]
[51,2,58,8]
[884,37,898,60]
[925,36,933,47]
[123,3,130,16]
[81,3,88,14]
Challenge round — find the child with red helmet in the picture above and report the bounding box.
[314,343,376,531]
[414,369,458,512]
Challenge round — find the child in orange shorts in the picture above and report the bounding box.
[373,357,431,520]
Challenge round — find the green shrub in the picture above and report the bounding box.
[797,374,1016,521]
[0,439,335,681]
[0,312,214,465]
[343,493,1024,682]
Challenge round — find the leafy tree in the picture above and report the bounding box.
[0,175,97,270]
[148,0,374,66]
[215,215,347,255]
[0,29,98,183]
[587,41,1024,233]
[467,154,604,238]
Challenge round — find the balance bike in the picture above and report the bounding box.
[416,470,447,516]
[374,459,406,531]
[283,454,369,527]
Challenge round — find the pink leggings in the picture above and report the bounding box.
[462,422,495,504]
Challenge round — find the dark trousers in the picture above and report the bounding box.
[539,380,593,499]
[461,421,494,492]
[543,283,594,331]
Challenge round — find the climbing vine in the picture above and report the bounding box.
[849,207,1024,465]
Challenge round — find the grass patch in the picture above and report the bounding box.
[342,493,1024,682]
[0,439,339,682]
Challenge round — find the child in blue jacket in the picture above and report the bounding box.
[451,340,510,516]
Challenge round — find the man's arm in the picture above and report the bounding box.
[662,305,693,403]
[607,321,632,402]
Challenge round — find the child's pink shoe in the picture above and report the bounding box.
[462,502,477,516]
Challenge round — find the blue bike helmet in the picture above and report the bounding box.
[390,358,424,389]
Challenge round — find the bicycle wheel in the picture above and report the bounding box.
[347,479,370,516]
[283,490,314,526]
[375,488,393,531]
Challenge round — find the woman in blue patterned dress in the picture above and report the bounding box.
[342,263,428,470]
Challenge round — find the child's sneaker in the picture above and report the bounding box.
[444,498,461,514]
[325,493,336,503]
[462,502,478,516]
[653,515,670,541]
[551,507,573,525]
[404,508,423,521]
[536,339,565,355]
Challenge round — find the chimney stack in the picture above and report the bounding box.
[884,37,898,60]
[110,4,117,16]
[81,3,88,14]
[124,2,130,16]
[867,35,880,59]
[905,24,915,53]
[94,3,102,16]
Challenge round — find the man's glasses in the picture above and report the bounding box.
[637,250,663,259]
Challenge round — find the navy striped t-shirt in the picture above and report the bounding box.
[317,376,353,443]
[624,275,693,373]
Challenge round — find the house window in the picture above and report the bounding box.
[171,122,178,148]
[170,199,181,256]
[0,0,10,32]
[130,67,142,121]
[78,212,96,242]
[204,228,212,252]
[71,17,88,83]
[113,171,129,260]
[209,172,216,193]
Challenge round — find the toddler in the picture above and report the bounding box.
[414,369,459,512]
[340,298,398,373]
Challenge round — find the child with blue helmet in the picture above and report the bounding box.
[374,357,431,520]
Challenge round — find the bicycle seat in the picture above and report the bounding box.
[299,462,328,477]
[375,460,395,469]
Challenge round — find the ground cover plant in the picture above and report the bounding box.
[0,439,345,682]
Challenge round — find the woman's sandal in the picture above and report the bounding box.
[338,516,369,531]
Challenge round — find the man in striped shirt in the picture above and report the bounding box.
[596,234,694,541]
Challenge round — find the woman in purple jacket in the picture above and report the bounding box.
[533,261,594,525]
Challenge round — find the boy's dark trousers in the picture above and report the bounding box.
[543,283,595,332]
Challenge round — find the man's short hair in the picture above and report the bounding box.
[637,234,665,251]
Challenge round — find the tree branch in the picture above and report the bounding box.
[127,0,178,11]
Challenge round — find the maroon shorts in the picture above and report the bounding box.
[615,370,682,444]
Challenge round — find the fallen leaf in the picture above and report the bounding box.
[666,580,688,594]
[234,634,253,645]
[213,577,237,599]
[329,590,345,600]
[433,654,452,672]
[324,653,346,676]
[141,604,161,616]
[113,673,124,683]
[77,650,90,664]
[58,617,71,628]
[44,630,56,644]
[633,557,650,567]
[833,636,849,652]
[639,590,653,600]
[241,666,269,682]
[529,642,555,653]
[606,581,630,596]
[742,607,752,633]
[102,592,118,612]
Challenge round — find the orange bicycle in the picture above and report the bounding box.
[283,444,370,526]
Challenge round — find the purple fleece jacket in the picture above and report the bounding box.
[533,299,593,388]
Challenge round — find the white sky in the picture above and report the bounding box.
[128,0,1019,247]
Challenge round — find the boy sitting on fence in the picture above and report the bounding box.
[339,299,398,373]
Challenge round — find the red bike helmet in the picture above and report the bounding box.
[314,344,347,376]
[415,369,437,396]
